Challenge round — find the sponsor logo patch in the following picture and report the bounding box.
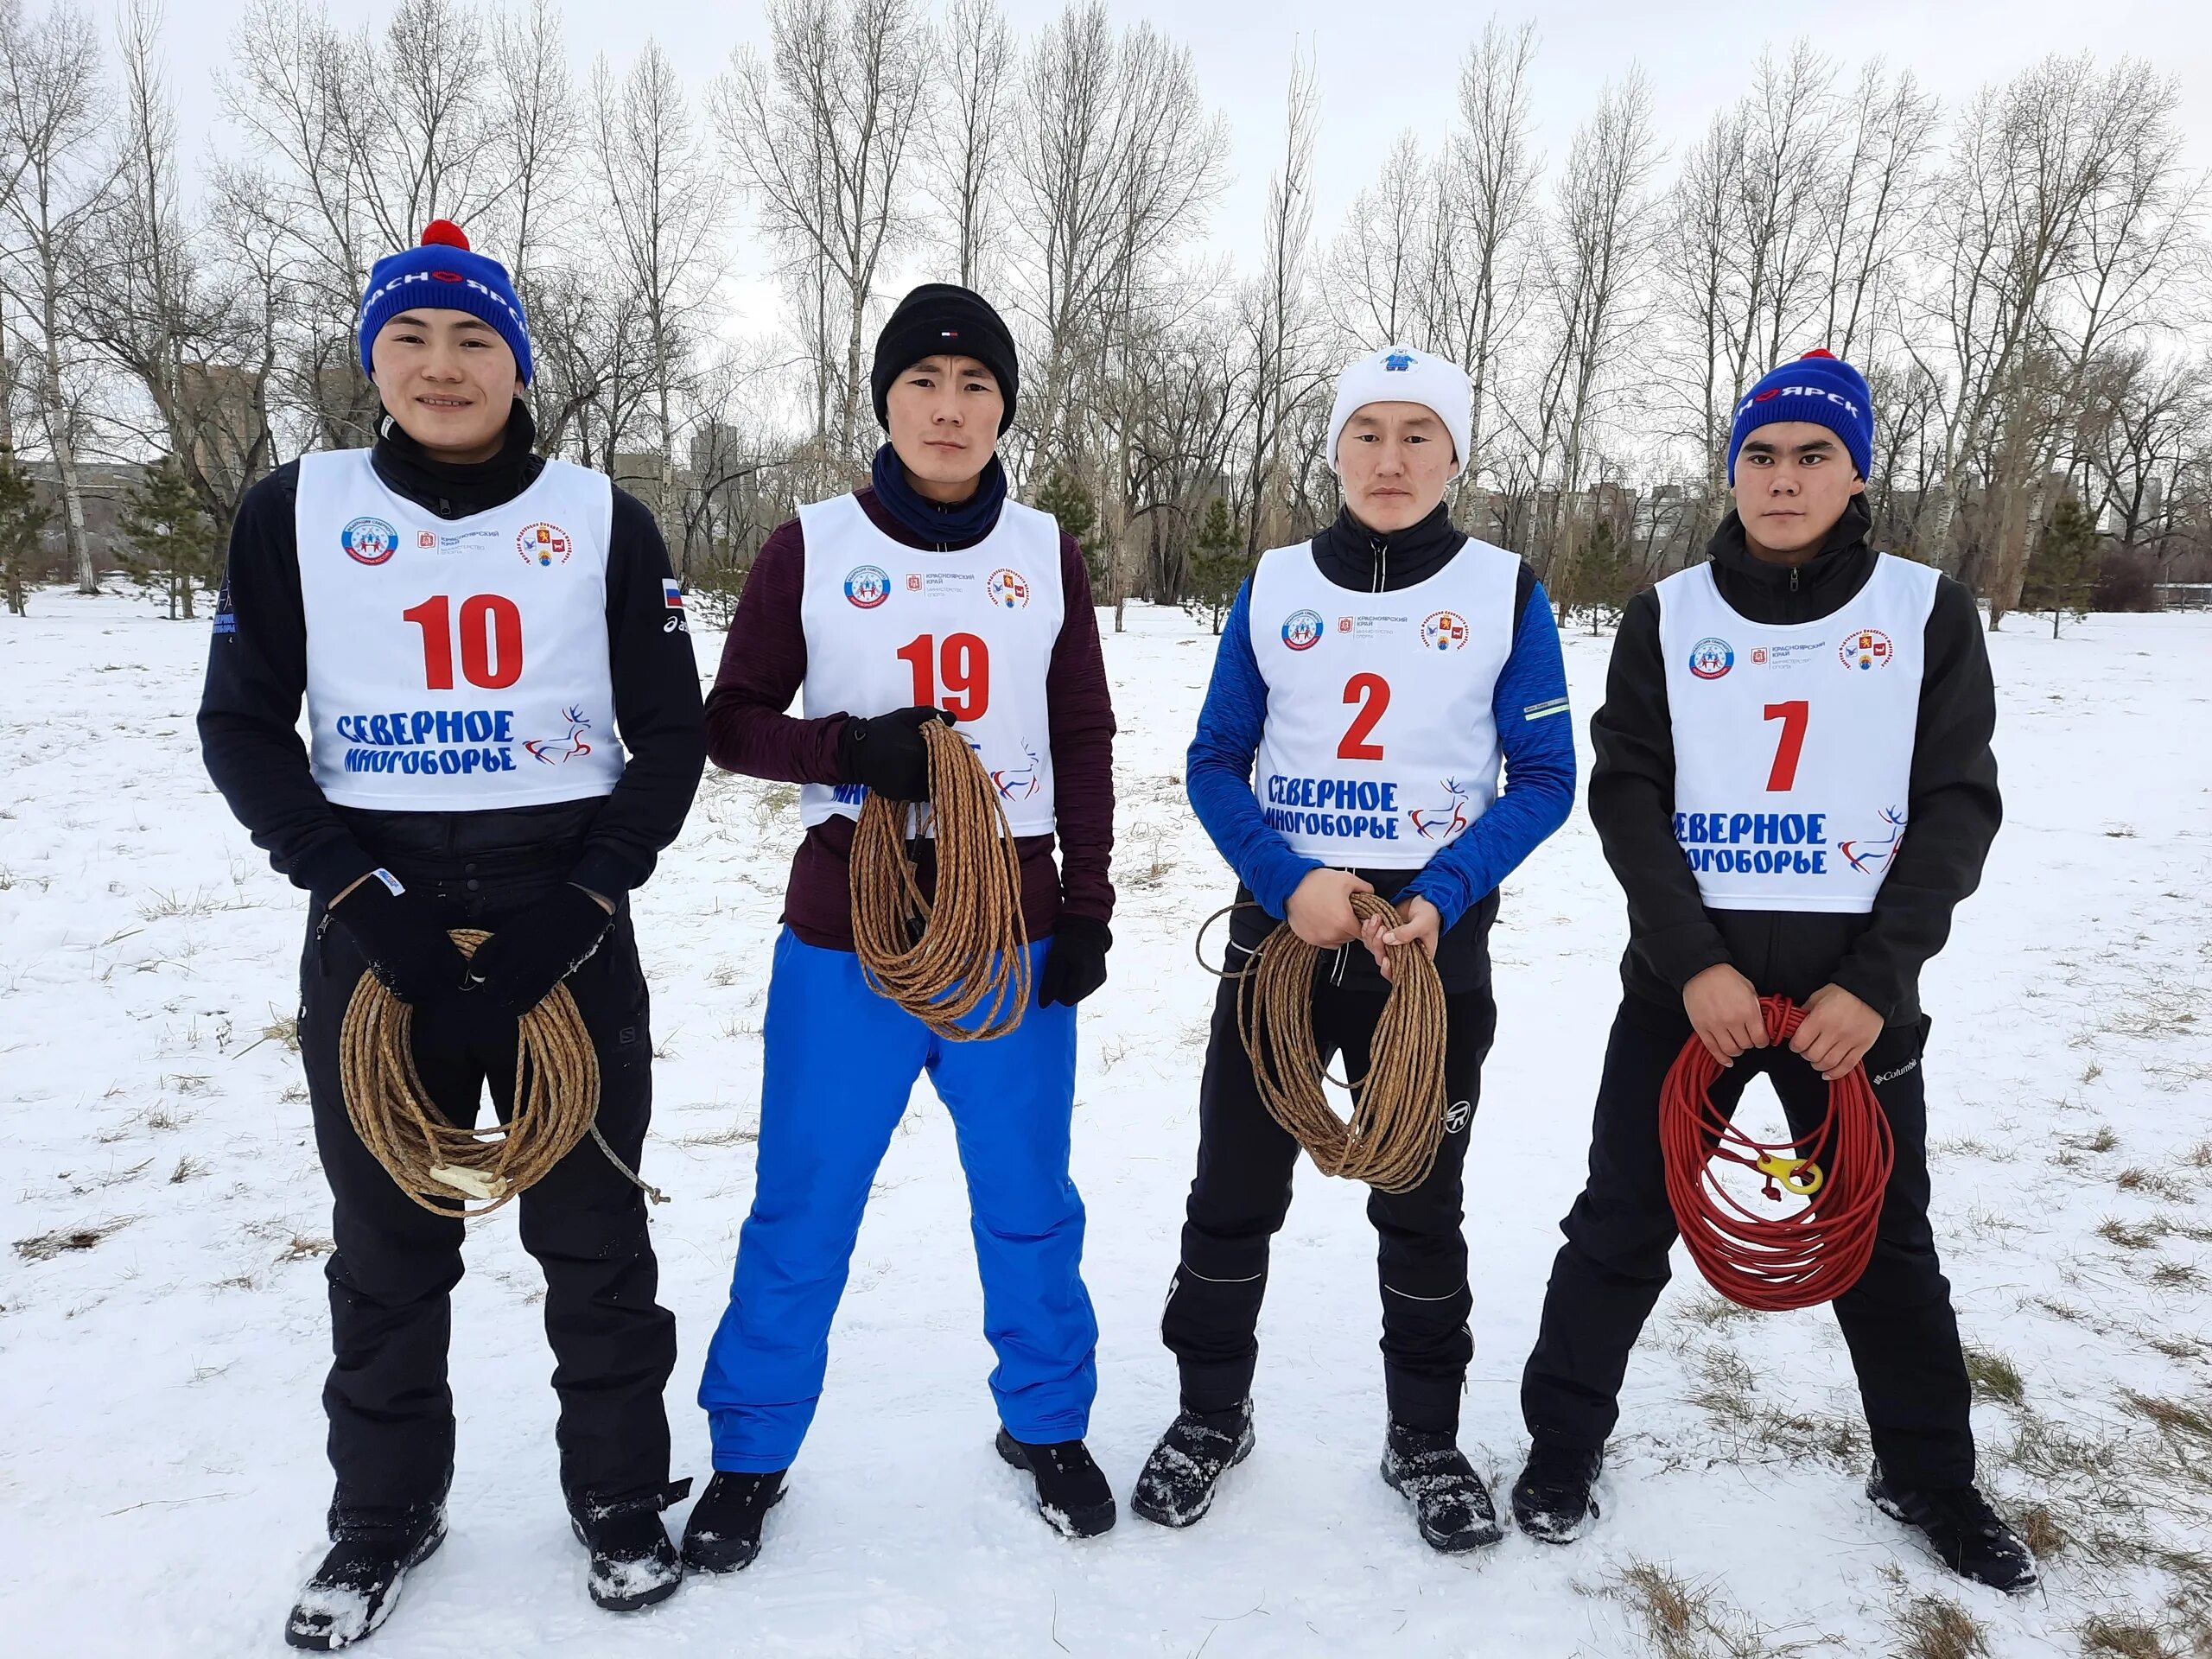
[1421,609,1469,652]
[340,517,398,566]
[986,568,1030,608]
[1840,628,1893,670]
[845,564,892,608]
[1281,609,1325,651]
[1688,636,1735,680]
[518,522,571,566]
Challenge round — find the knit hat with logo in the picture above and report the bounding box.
[1325,346,1472,479]
[1726,349,1873,484]
[358,220,533,385]
[870,283,1020,435]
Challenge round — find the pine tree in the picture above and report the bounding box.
[0,454,52,618]
[1031,467,1103,591]
[2022,497,2099,639]
[1574,520,1636,634]
[118,456,220,620]
[1180,497,1249,636]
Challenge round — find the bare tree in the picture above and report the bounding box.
[1812,59,1939,359]
[715,0,931,460]
[1445,17,1541,479]
[0,0,111,592]
[925,0,1014,291]
[1529,70,1660,613]
[589,40,722,543]
[1007,2,1226,469]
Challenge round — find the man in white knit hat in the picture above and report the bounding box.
[1128,346,1576,1551]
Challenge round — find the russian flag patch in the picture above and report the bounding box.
[663,578,684,608]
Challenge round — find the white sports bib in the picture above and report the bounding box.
[1657,552,1939,912]
[1249,537,1520,869]
[797,493,1065,836]
[296,449,623,810]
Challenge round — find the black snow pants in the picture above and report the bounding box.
[1164,954,1497,1434]
[296,809,676,1542]
[1519,991,1975,1488]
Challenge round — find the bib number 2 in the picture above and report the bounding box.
[896,632,991,721]
[1338,672,1390,760]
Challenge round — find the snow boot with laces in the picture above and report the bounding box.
[995,1427,1117,1537]
[568,1479,690,1612]
[1130,1402,1255,1529]
[1867,1462,2039,1595]
[680,1469,787,1573]
[1381,1422,1503,1553]
[1510,1439,1603,1544]
[283,1506,446,1650]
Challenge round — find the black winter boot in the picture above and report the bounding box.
[995,1428,1117,1537]
[680,1470,787,1573]
[1131,1402,1255,1529]
[569,1480,690,1613]
[1381,1422,1502,1553]
[283,1509,446,1650]
[1510,1440,1603,1544]
[1866,1463,2038,1594]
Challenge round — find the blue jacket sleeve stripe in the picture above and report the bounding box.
[1185,582,1321,918]
[1402,580,1578,929]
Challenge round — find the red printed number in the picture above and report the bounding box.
[896,632,991,721]
[404,594,524,690]
[1763,701,1809,791]
[1338,672,1390,760]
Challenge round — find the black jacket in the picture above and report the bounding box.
[198,406,706,902]
[1591,496,2000,1025]
[1225,501,1537,995]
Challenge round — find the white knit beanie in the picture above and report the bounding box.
[1325,346,1472,479]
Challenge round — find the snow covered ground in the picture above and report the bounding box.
[2,590,2208,1659]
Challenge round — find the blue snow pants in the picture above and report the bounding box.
[697,929,1097,1471]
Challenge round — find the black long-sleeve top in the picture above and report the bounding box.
[1591,495,2001,1025]
[197,406,705,900]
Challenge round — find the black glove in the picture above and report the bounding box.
[836,706,956,801]
[327,875,469,1006]
[1037,915,1112,1008]
[464,884,616,1019]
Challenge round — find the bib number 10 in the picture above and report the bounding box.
[404,594,524,690]
[897,632,991,720]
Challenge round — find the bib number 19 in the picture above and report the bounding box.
[896,632,990,721]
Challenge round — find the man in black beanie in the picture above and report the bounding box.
[683,283,1120,1567]
[868,283,1020,435]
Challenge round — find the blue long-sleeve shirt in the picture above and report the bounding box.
[1187,575,1575,931]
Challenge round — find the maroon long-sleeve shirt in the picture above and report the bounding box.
[704,486,1116,952]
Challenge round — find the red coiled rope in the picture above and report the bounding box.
[1660,995,1894,1312]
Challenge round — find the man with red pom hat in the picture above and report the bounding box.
[199,220,706,1645]
[1506,350,2035,1595]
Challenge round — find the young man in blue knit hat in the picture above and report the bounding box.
[683,283,1119,1568]
[200,221,706,1645]
[1132,346,1576,1552]
[1510,352,2035,1592]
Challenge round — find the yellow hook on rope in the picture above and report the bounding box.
[1754,1154,1825,1198]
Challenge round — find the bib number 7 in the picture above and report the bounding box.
[1763,701,1809,791]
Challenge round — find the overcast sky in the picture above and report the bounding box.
[155,0,2212,334]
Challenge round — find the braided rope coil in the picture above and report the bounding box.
[1205,893,1451,1194]
[850,720,1032,1040]
[338,929,659,1217]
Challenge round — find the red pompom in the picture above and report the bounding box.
[419,219,470,251]
[1800,347,1837,360]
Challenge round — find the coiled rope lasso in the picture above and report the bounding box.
[1659,995,1894,1311]
[338,929,664,1217]
[850,718,1031,1041]
[1198,893,1450,1194]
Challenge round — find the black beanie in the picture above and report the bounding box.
[870,283,1020,435]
